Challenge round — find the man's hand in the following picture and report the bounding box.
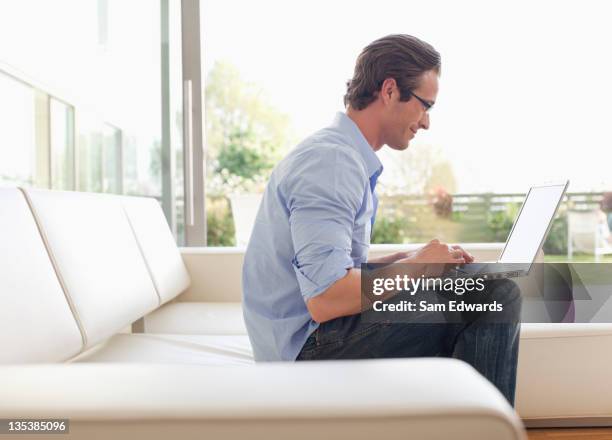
[396,239,473,264]
[449,244,475,264]
[394,239,474,278]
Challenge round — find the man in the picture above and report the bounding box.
[242,34,521,405]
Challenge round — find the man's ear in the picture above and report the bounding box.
[381,78,397,104]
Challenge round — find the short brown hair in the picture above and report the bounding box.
[344,34,441,110]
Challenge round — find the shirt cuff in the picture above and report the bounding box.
[292,247,354,301]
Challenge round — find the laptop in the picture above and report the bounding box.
[450,180,569,280]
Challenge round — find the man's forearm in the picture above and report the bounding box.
[306,269,362,323]
[306,261,427,323]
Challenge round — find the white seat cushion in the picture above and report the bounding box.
[0,188,83,362]
[517,323,612,422]
[71,334,253,366]
[140,306,612,424]
[0,359,525,440]
[144,302,247,335]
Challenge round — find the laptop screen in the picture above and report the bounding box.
[498,182,567,264]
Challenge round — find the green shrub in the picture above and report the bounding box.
[486,205,518,242]
[543,215,567,255]
[203,196,570,250]
[206,197,236,246]
[371,216,407,244]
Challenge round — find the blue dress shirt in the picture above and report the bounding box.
[242,112,383,361]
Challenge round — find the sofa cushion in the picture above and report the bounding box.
[141,303,612,425]
[0,359,525,440]
[70,334,253,366]
[122,196,190,304]
[517,323,612,422]
[144,302,247,335]
[22,189,160,350]
[0,188,82,362]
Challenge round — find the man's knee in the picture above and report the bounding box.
[487,279,521,301]
[486,278,522,320]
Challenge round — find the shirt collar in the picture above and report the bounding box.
[330,112,383,179]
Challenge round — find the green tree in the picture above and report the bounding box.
[215,129,271,180]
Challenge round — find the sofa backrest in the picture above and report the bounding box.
[12,188,191,355]
[121,196,190,304]
[22,188,161,350]
[0,188,83,362]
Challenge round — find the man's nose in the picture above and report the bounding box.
[419,111,430,130]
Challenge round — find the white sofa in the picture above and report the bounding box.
[172,245,612,428]
[0,188,607,438]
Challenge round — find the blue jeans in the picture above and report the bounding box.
[296,279,522,406]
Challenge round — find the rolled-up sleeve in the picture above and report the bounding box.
[286,145,368,301]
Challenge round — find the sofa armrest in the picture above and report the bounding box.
[0,359,525,439]
[178,247,245,302]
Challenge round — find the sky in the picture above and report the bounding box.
[1,0,611,195]
[201,0,612,194]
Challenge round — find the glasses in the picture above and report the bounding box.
[407,90,434,113]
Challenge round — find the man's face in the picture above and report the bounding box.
[381,70,439,151]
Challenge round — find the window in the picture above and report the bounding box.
[50,98,75,190]
[0,73,36,187]
[201,0,612,261]
[0,0,186,243]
